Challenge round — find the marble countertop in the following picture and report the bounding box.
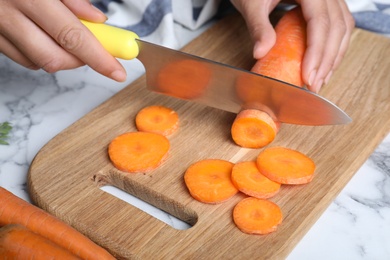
[1,26,389,259]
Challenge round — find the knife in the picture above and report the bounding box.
[81,20,351,126]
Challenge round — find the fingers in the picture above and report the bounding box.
[0,34,39,70]
[231,0,354,93]
[333,0,355,69]
[62,0,107,22]
[230,0,281,59]
[0,0,127,82]
[299,0,354,93]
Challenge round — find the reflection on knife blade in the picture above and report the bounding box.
[136,39,351,126]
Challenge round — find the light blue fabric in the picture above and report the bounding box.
[353,2,390,34]
[93,0,390,39]
[354,11,390,34]
[123,0,172,37]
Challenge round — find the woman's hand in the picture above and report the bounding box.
[230,0,355,93]
[0,0,127,82]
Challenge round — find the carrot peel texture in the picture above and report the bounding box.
[0,187,115,259]
[251,7,306,87]
[0,224,81,259]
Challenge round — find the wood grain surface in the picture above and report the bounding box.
[28,13,390,259]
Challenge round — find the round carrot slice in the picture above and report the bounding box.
[135,105,179,136]
[156,59,211,100]
[233,197,282,235]
[108,132,170,173]
[231,109,278,148]
[231,161,281,199]
[256,147,315,184]
[184,159,237,204]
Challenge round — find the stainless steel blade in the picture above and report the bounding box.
[136,39,351,126]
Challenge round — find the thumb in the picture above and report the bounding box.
[231,0,277,59]
[251,20,276,59]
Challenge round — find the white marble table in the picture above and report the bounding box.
[1,26,389,259]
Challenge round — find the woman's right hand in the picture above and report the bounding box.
[0,0,127,82]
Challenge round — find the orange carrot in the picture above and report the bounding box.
[184,159,238,204]
[233,197,283,235]
[256,147,316,184]
[0,224,81,259]
[0,187,115,260]
[231,161,281,199]
[231,109,279,148]
[156,59,211,100]
[108,131,170,173]
[251,7,307,87]
[135,105,179,136]
[233,7,306,148]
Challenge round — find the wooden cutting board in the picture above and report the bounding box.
[28,13,390,259]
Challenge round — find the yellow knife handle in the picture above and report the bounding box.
[80,20,140,60]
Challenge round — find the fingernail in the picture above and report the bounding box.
[324,70,333,85]
[110,70,127,82]
[92,5,108,21]
[253,41,262,59]
[314,79,324,93]
[308,69,317,86]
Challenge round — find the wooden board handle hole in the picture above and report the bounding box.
[92,168,198,230]
[100,185,192,230]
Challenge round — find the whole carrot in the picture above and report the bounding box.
[233,7,306,148]
[0,187,115,260]
[251,6,306,87]
[0,224,81,259]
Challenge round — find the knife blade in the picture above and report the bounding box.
[81,20,351,126]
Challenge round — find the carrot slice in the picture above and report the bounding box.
[231,161,281,199]
[0,224,81,259]
[156,59,211,100]
[251,7,306,87]
[256,147,316,184]
[0,187,115,259]
[233,197,283,235]
[108,132,170,173]
[231,109,278,148]
[184,159,238,204]
[135,105,179,136]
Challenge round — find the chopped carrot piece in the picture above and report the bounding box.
[108,132,170,173]
[231,161,281,199]
[231,109,278,148]
[233,197,283,235]
[251,7,306,87]
[0,187,115,259]
[156,59,211,99]
[0,224,81,259]
[184,159,238,204]
[256,147,316,184]
[135,105,179,136]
